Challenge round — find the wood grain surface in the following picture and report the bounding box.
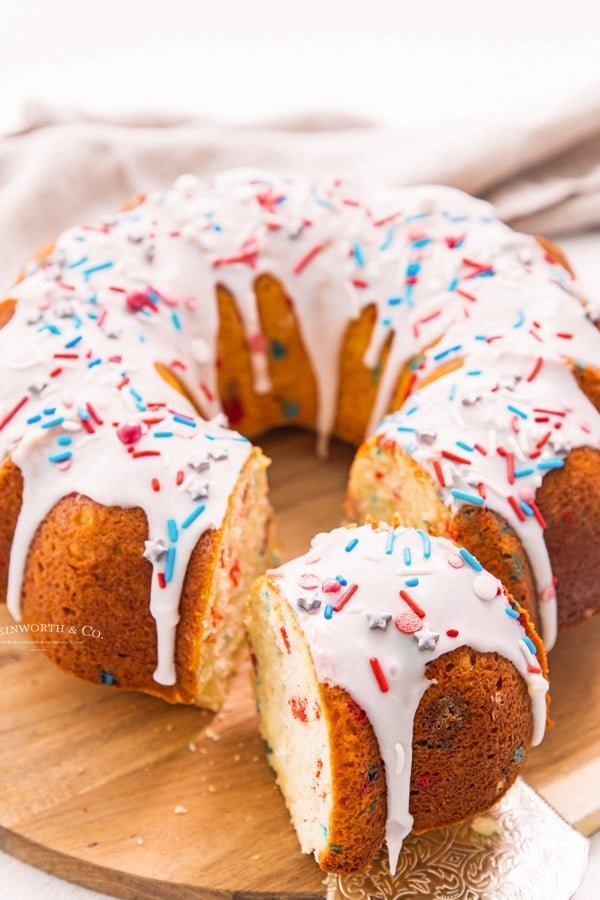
[0,428,598,900]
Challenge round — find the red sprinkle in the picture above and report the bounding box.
[526,357,544,382]
[474,443,488,456]
[157,572,166,589]
[176,469,184,486]
[351,278,368,288]
[151,478,160,492]
[399,589,426,619]
[446,629,459,638]
[530,502,547,529]
[441,449,471,466]
[455,288,477,302]
[0,395,28,431]
[508,495,527,522]
[527,665,543,674]
[280,625,291,654]
[49,367,63,378]
[131,450,161,459]
[433,459,446,487]
[395,612,423,634]
[506,451,515,485]
[293,243,324,275]
[334,583,358,612]
[369,657,389,693]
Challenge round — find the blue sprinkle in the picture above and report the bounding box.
[26,415,42,424]
[451,489,484,506]
[167,519,178,542]
[72,314,82,329]
[352,242,365,267]
[83,261,114,279]
[181,504,206,529]
[396,425,416,433]
[42,417,64,429]
[335,575,348,586]
[416,528,431,559]
[406,261,421,277]
[538,459,565,471]
[406,212,428,222]
[43,407,57,415]
[164,546,176,583]
[520,501,534,516]
[508,404,528,419]
[282,400,300,419]
[310,186,334,209]
[387,296,402,306]
[67,255,88,269]
[77,406,89,420]
[379,227,395,251]
[403,546,412,566]
[270,339,287,359]
[345,538,359,552]
[471,268,495,278]
[514,467,534,478]
[173,414,196,428]
[522,636,537,655]
[512,309,526,328]
[87,312,98,320]
[146,288,161,304]
[411,236,432,248]
[135,401,147,412]
[87,358,102,368]
[324,604,334,620]
[448,277,459,292]
[40,322,61,335]
[474,334,488,341]
[381,317,392,327]
[505,606,520,619]
[404,283,415,307]
[459,547,483,571]
[87,292,98,305]
[171,311,182,331]
[466,370,482,376]
[385,530,396,555]
[100,670,116,685]
[48,451,72,463]
[129,387,143,402]
[57,435,72,446]
[405,405,419,416]
[65,335,83,348]
[405,577,419,587]
[448,384,457,402]
[456,440,474,453]
[154,431,174,438]
[433,344,462,362]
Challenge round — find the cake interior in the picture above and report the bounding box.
[246,577,333,860]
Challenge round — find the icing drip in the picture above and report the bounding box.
[272,524,548,874]
[376,353,600,650]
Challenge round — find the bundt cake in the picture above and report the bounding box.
[0,168,598,706]
[247,521,549,873]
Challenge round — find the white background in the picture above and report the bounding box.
[0,1,599,897]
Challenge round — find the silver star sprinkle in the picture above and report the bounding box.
[415,626,440,651]
[186,477,210,501]
[143,538,167,563]
[187,452,210,472]
[297,596,321,613]
[208,447,229,462]
[417,428,437,444]
[366,609,392,630]
[27,380,48,395]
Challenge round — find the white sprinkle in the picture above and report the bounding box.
[473,573,499,601]
[174,805,187,815]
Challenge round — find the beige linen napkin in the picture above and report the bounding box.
[1,83,599,291]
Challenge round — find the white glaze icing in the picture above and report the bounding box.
[271,523,548,874]
[376,351,600,650]
[1,169,598,679]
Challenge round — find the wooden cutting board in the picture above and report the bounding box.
[0,428,598,900]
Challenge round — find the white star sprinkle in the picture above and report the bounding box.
[366,609,392,630]
[143,538,167,563]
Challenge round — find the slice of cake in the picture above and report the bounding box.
[246,521,549,873]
